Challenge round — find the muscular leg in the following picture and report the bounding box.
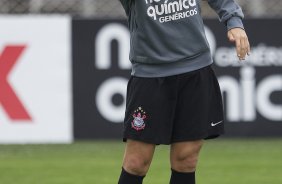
[118,139,156,184]
[169,140,203,184]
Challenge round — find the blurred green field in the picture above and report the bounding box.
[0,139,282,184]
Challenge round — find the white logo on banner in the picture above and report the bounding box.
[95,23,131,123]
[219,67,282,122]
[96,77,127,123]
[94,23,282,123]
[204,26,281,122]
[95,23,130,70]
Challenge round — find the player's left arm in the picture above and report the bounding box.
[207,0,250,60]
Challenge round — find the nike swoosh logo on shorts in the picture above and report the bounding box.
[211,121,223,127]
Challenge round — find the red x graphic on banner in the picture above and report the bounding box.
[0,45,31,121]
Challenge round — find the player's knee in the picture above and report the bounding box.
[171,154,199,172]
[123,155,150,176]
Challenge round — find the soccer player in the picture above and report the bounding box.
[118,0,250,184]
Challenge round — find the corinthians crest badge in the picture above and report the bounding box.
[132,107,147,131]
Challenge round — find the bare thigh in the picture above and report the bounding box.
[122,139,156,176]
[170,140,204,172]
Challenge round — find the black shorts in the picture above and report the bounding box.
[123,65,224,145]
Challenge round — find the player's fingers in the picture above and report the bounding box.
[242,36,250,57]
[235,38,242,60]
[228,32,235,42]
[240,36,247,60]
[241,32,250,60]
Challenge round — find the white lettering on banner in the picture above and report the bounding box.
[257,75,282,121]
[206,26,282,122]
[95,69,281,123]
[215,44,282,67]
[204,26,216,56]
[218,76,240,121]
[95,23,131,70]
[145,0,198,23]
[219,66,282,122]
[96,77,127,123]
[241,67,256,121]
[94,23,282,123]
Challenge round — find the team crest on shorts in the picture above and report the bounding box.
[132,107,147,131]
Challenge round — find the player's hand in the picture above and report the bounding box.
[227,28,250,61]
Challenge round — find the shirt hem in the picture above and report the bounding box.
[131,51,213,78]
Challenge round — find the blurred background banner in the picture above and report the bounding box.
[72,19,282,139]
[0,16,73,144]
[72,19,129,139]
[205,20,282,137]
